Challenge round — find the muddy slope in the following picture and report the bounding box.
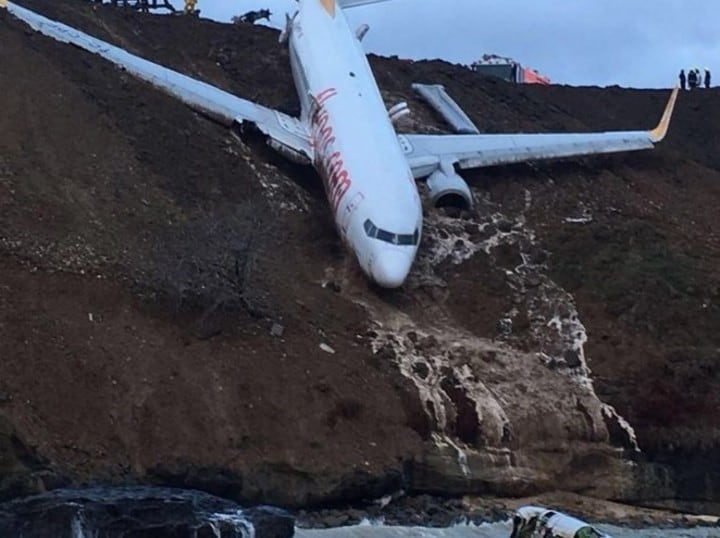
[1,0,719,511]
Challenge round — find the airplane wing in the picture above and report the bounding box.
[338,0,395,8]
[400,86,679,178]
[3,1,313,164]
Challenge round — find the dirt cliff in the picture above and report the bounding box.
[1,0,719,512]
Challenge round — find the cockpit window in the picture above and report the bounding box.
[364,219,419,246]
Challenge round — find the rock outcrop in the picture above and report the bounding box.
[0,487,294,538]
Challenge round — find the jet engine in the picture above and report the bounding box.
[426,166,473,210]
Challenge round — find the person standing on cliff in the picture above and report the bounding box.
[705,68,712,88]
[679,69,686,90]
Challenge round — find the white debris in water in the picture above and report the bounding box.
[320,343,336,354]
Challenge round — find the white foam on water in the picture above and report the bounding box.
[296,522,720,538]
[71,510,97,538]
[207,510,256,538]
[296,521,513,538]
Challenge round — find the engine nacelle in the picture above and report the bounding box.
[426,167,473,210]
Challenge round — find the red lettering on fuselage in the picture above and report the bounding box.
[310,88,352,214]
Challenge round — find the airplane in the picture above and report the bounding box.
[0,0,679,288]
[511,506,612,538]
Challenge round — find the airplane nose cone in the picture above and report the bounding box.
[372,250,412,288]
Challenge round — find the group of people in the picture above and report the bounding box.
[679,68,711,89]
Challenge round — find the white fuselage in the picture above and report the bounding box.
[288,0,422,288]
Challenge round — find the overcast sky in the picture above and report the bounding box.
[170,0,718,88]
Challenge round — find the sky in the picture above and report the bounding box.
[169,0,719,88]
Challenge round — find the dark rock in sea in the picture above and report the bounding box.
[244,505,296,538]
[0,486,294,538]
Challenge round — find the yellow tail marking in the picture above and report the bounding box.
[0,0,7,9]
[649,86,679,143]
[320,0,336,17]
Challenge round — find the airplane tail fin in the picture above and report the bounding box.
[338,0,393,8]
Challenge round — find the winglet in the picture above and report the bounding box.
[649,86,679,143]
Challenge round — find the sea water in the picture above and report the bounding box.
[296,520,720,538]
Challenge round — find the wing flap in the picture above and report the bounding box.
[402,130,654,172]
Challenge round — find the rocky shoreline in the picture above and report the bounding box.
[1,485,718,537]
[0,487,294,538]
[296,492,720,530]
